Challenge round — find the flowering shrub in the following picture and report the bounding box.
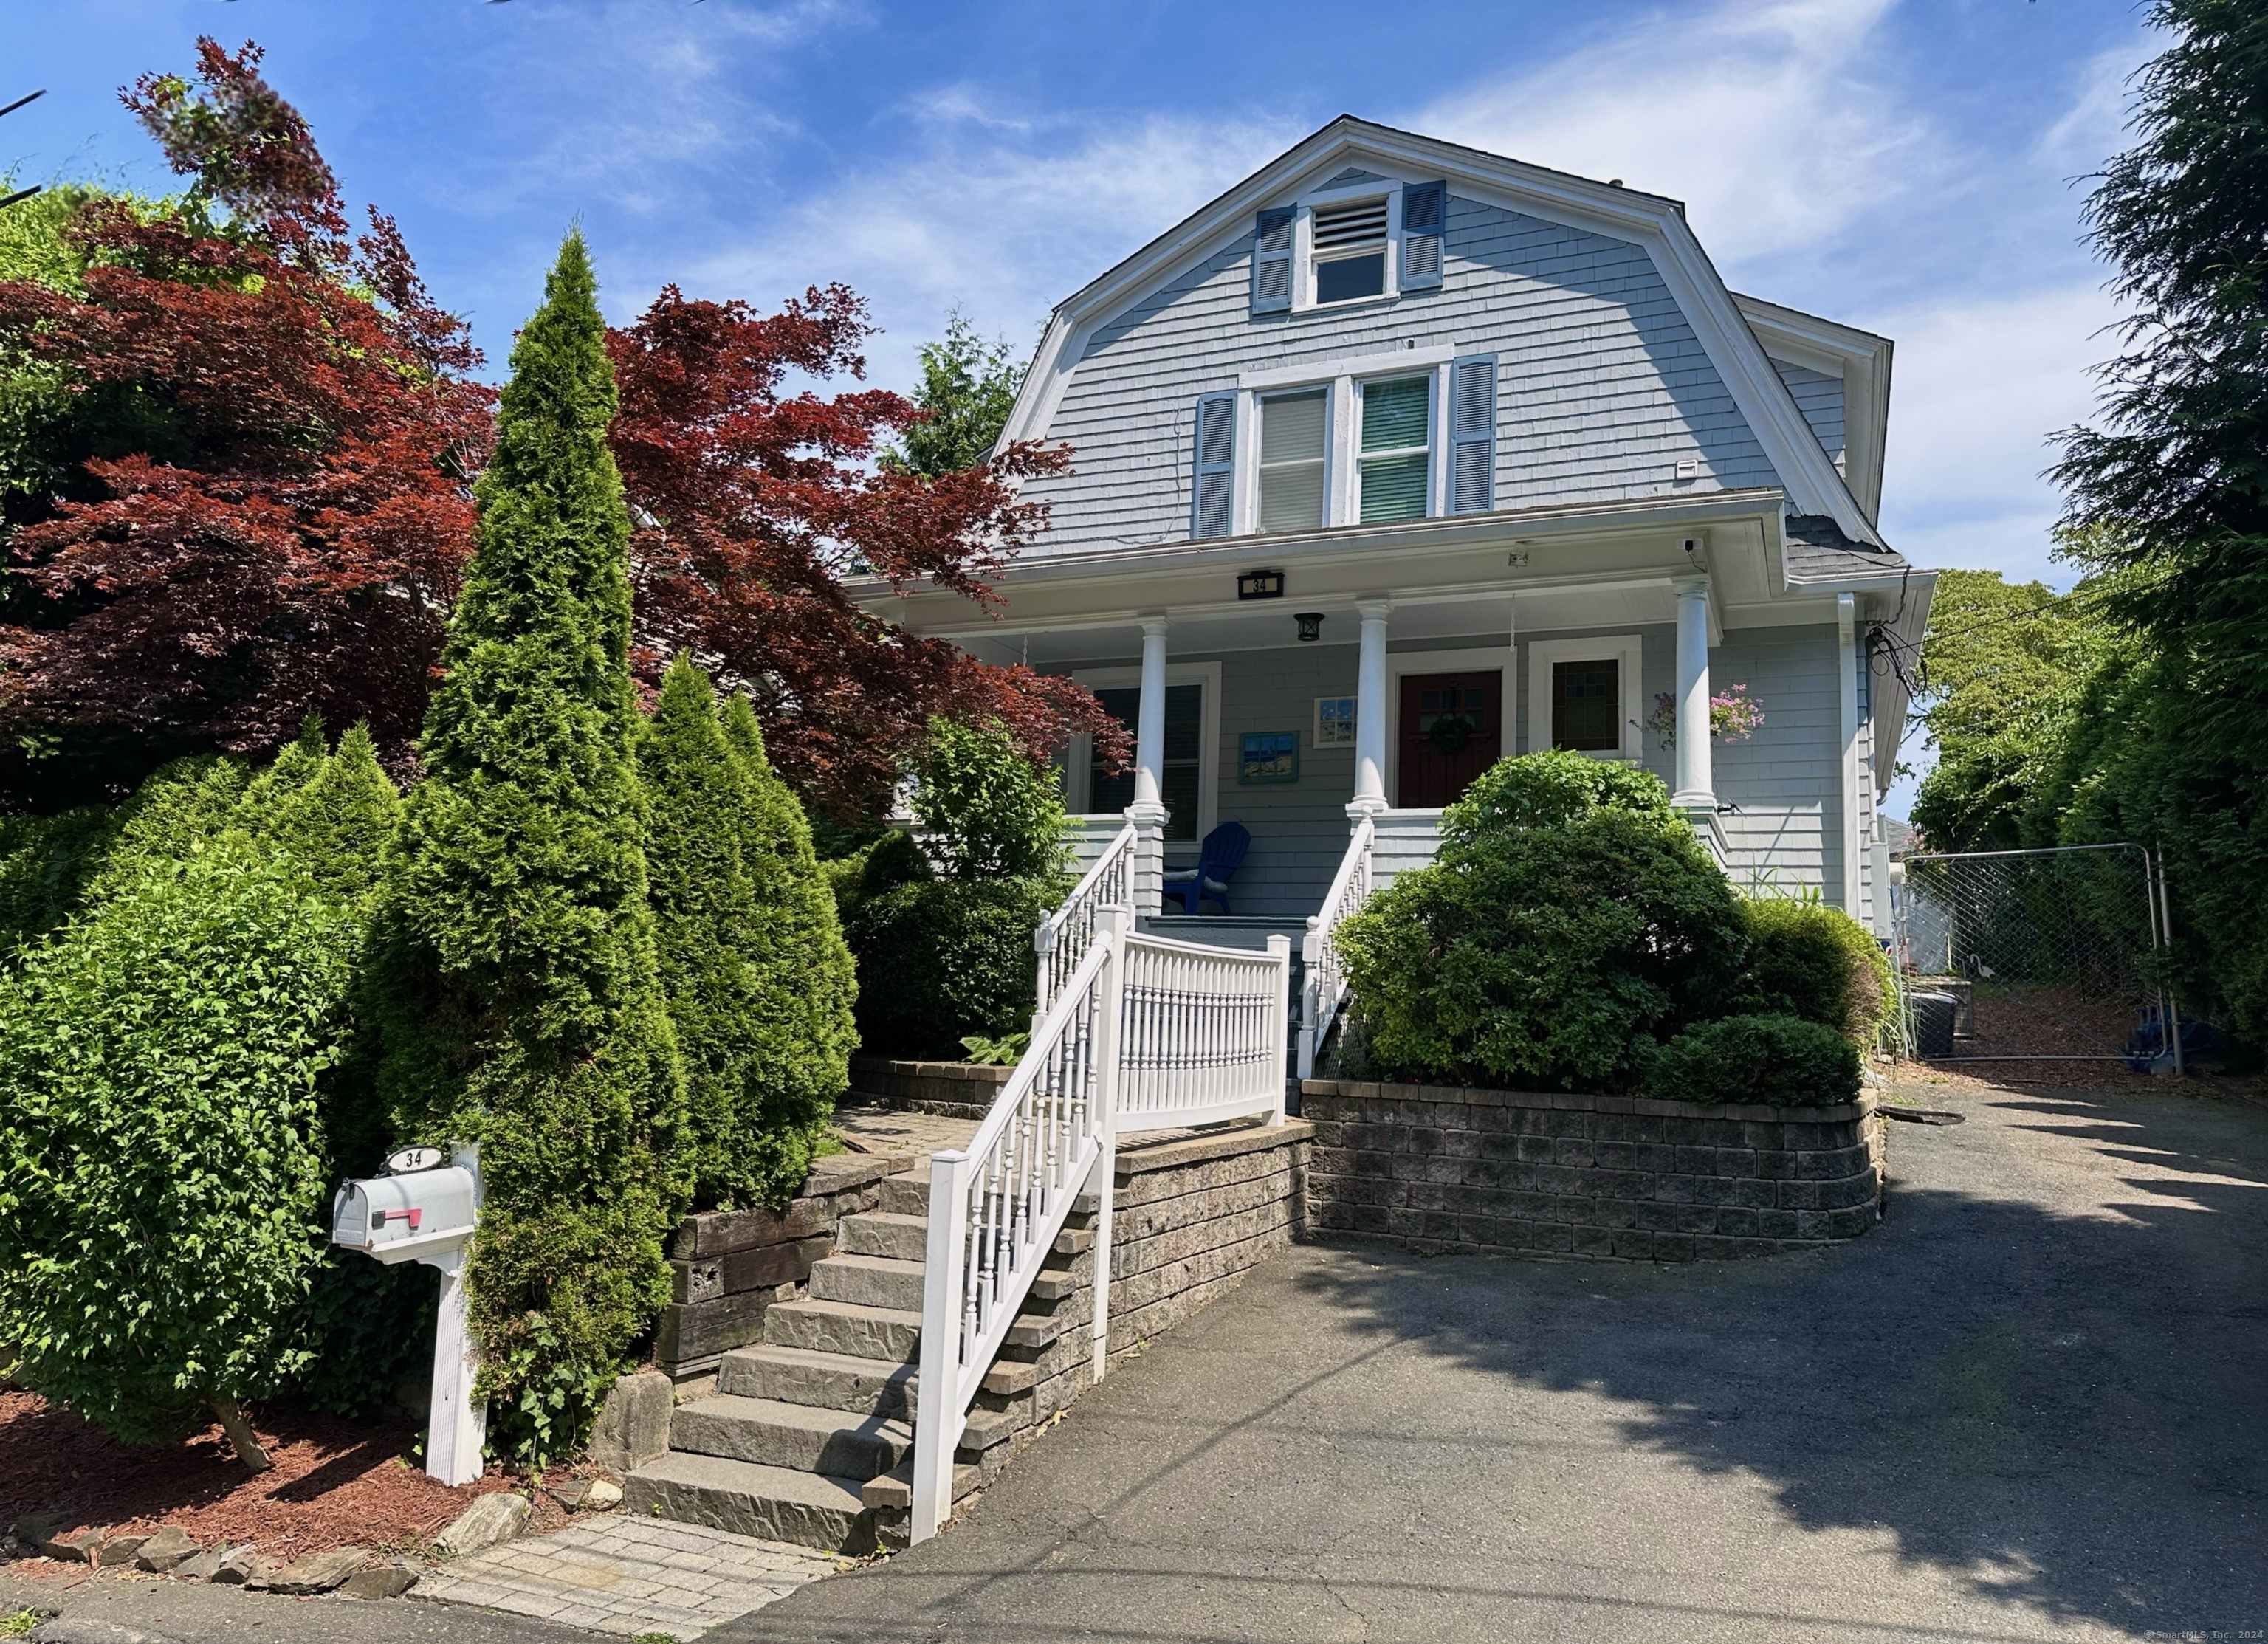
[1645,684,1764,749]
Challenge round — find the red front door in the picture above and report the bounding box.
[1398,671,1502,808]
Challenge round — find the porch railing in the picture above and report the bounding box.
[1298,818,1375,1079]
[913,911,1289,1544]
[1034,822,1136,1017]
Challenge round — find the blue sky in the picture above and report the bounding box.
[5,0,2159,809]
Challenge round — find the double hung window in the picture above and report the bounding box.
[1257,389,1327,534]
[1358,376,1430,523]
[1088,684,1203,841]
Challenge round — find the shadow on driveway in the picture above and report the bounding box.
[713,1086,2267,1643]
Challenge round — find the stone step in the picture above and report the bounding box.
[763,1297,921,1363]
[862,1457,982,1511]
[839,1211,929,1263]
[809,1252,926,1313]
[669,1393,912,1481]
[720,1343,916,1418]
[876,1171,929,1217]
[622,1452,873,1554]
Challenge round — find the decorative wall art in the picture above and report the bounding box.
[1238,731,1299,784]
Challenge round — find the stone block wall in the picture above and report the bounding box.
[846,1056,1011,1119]
[659,1153,902,1378]
[1301,1079,1882,1261]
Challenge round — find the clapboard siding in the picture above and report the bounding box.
[1710,625,1841,901]
[1771,359,1846,475]
[1023,195,1781,556]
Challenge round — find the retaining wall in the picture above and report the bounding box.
[1299,1079,1882,1261]
[846,1056,1011,1119]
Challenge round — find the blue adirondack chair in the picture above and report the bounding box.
[1162,822,1251,915]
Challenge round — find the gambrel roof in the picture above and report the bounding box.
[1003,115,1892,550]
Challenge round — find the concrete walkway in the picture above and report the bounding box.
[710,1081,2268,1643]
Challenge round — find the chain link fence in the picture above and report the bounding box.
[1890,843,2181,1070]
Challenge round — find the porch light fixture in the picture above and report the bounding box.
[1237,568,1286,601]
[1294,611,1326,642]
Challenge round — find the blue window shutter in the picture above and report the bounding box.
[1192,393,1236,537]
[1450,355,1495,515]
[1251,207,1294,314]
[1399,182,1445,292]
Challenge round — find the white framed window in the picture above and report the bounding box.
[1067,662,1223,851]
[1525,635,1643,763]
[1256,388,1329,534]
[1357,375,1432,524]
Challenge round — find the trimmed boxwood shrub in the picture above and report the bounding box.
[845,877,1056,1059]
[1647,1012,1862,1107]
[1338,755,1746,1092]
[0,837,356,1465]
[1737,896,1895,1043]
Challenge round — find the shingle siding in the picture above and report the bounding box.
[1770,358,1846,475]
[1022,194,1782,557]
[1711,625,1843,901]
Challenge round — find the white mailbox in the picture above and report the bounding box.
[332,1143,487,1487]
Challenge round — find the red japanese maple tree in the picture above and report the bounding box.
[0,41,490,804]
[610,286,1121,818]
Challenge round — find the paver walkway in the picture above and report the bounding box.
[413,1516,842,1639]
[709,1080,2268,1643]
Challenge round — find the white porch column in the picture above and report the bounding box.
[1347,600,1392,822]
[1671,576,1715,813]
[1127,616,1170,912]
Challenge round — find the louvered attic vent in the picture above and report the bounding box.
[1312,198,1388,252]
[1312,197,1389,305]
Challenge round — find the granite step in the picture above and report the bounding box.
[720,1343,917,1418]
[670,1393,913,1481]
[808,1252,926,1313]
[622,1451,874,1553]
[838,1211,929,1263]
[762,1297,921,1363]
[876,1171,929,1217]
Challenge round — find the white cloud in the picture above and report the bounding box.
[1415,0,1937,268]
[684,105,1306,385]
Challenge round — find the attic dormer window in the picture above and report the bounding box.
[1312,197,1388,303]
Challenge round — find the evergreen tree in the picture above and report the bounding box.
[719,689,857,1205]
[372,231,687,1464]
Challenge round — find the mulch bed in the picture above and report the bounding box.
[0,1392,568,1561]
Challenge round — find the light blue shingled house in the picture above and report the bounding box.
[861,117,1931,952]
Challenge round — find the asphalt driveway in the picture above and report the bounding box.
[715,1081,2268,1644]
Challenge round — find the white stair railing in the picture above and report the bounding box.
[1298,819,1375,1079]
[1034,822,1136,1017]
[913,911,1291,1545]
[1118,930,1291,1131]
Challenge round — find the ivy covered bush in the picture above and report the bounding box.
[642,656,858,1210]
[840,718,1068,1059]
[371,233,689,1465]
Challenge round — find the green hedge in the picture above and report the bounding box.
[1338,776,1745,1091]
[844,876,1054,1060]
[1736,897,1894,1043]
[1646,1013,1861,1107]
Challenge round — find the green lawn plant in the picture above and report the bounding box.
[1646,1013,1862,1107]
[642,657,857,1210]
[1338,752,1745,1092]
[1736,895,1894,1045]
[371,231,688,1465]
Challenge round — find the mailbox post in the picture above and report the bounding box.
[331,1143,486,1486]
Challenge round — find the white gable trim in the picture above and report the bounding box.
[1733,292,1893,526]
[998,117,1884,549]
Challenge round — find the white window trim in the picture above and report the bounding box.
[1383,645,1518,808]
[1234,363,1447,535]
[1296,183,1402,313]
[1526,634,1644,764]
[1066,661,1223,856]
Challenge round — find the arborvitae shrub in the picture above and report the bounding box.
[641,662,856,1209]
[0,836,354,1463]
[1646,1013,1862,1107]
[371,233,687,1465]
[718,692,857,1204]
[1736,897,1894,1043]
[1337,753,1745,1091]
[83,757,250,901]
